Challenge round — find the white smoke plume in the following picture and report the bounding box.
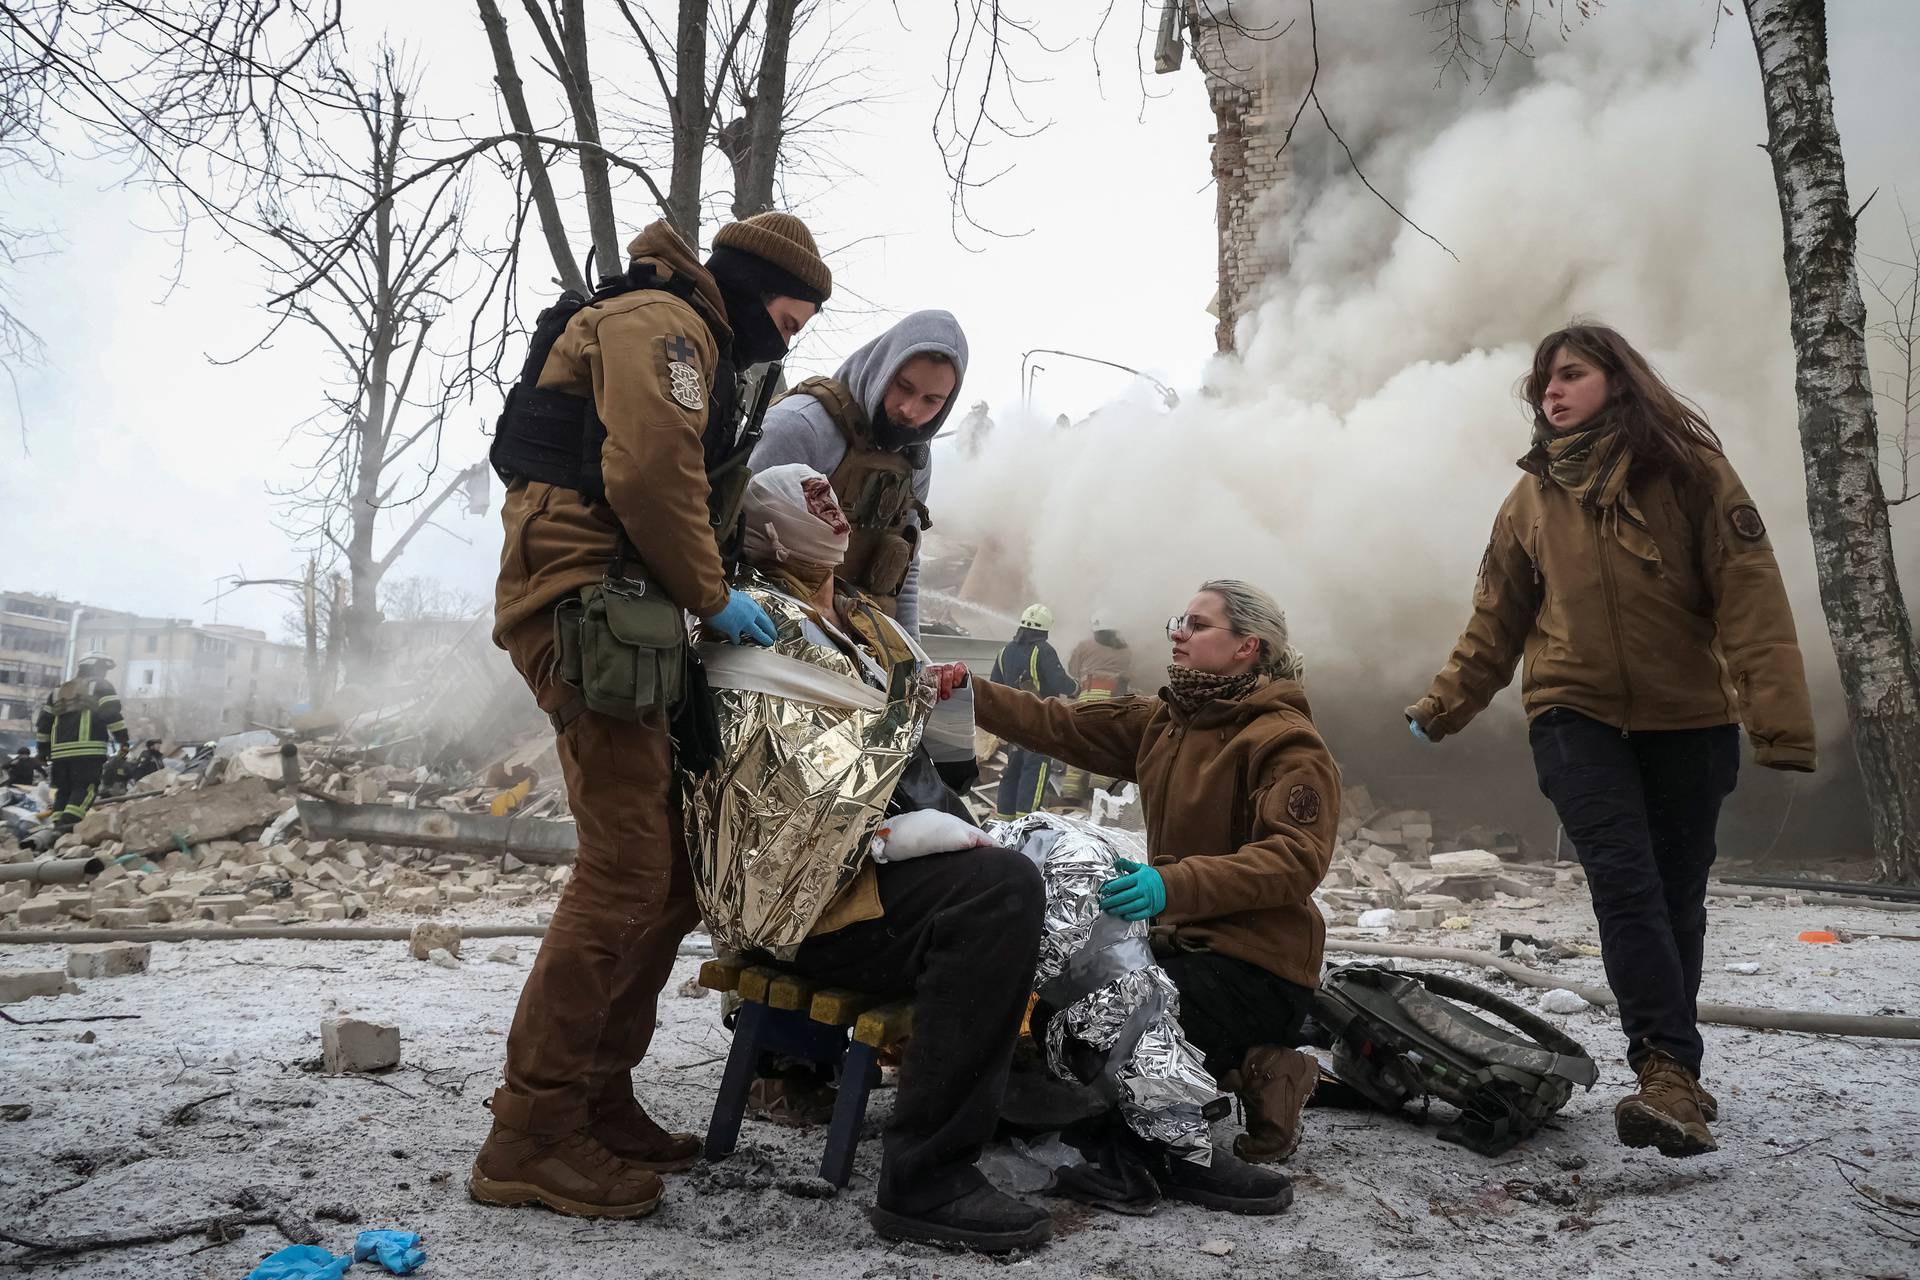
[940,0,1920,854]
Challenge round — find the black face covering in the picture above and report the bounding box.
[871,413,937,454]
[715,280,789,366]
[706,243,824,368]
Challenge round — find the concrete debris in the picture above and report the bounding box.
[487,945,519,964]
[71,776,287,854]
[1358,908,1396,929]
[0,969,77,1004]
[65,941,150,978]
[427,947,459,969]
[1541,988,1591,1014]
[322,1016,401,1073]
[409,921,463,960]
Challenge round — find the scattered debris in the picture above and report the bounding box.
[1197,1238,1233,1256]
[1541,989,1590,1015]
[321,1018,401,1074]
[486,945,519,965]
[0,969,76,1004]
[427,948,458,970]
[65,942,150,979]
[408,922,462,961]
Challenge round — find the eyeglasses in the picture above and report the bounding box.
[1166,615,1241,641]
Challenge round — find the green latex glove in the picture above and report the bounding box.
[1098,856,1166,922]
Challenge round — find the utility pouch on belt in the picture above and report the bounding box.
[573,577,689,720]
[861,523,919,601]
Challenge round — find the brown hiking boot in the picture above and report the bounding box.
[1695,1081,1719,1122]
[468,1121,664,1218]
[1225,1045,1319,1164]
[591,1097,701,1172]
[1615,1052,1717,1158]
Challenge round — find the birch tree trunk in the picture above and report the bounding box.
[1746,0,1920,882]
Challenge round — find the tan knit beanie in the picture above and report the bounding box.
[712,212,832,302]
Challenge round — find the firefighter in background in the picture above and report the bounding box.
[989,604,1074,820]
[35,652,130,831]
[1062,613,1133,802]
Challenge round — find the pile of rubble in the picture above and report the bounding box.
[0,835,568,931]
[1314,785,1586,929]
[0,730,573,933]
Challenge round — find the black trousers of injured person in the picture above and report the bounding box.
[1529,707,1740,1075]
[791,847,1045,1214]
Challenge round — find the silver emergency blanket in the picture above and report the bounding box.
[686,574,934,959]
[994,812,1224,1165]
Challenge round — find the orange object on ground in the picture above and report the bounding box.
[1797,930,1838,944]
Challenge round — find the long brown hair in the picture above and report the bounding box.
[1522,323,1724,477]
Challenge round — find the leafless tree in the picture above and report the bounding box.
[1864,196,1920,511]
[380,575,487,623]
[258,51,488,685]
[1745,0,1920,883]
[0,1,342,434]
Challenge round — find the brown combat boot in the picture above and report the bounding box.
[1614,1051,1717,1158]
[1694,1080,1719,1122]
[1224,1045,1319,1164]
[590,1096,701,1172]
[468,1121,664,1218]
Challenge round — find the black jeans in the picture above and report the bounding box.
[1157,950,1314,1077]
[1529,708,1740,1074]
[791,847,1044,1214]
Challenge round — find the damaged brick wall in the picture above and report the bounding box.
[1185,3,1295,354]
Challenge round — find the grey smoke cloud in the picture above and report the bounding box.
[939,0,1920,852]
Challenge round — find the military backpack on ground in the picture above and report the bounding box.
[1312,963,1598,1156]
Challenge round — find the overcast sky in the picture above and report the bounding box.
[2,0,1216,637]
[4,0,1917,649]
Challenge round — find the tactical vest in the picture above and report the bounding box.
[774,376,929,615]
[489,261,769,567]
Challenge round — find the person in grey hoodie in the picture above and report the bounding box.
[749,309,968,639]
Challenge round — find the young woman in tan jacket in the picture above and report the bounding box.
[1408,323,1816,1159]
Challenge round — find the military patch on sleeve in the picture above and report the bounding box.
[660,334,705,411]
[1286,783,1322,825]
[1728,502,1767,541]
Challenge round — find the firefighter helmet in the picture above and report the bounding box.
[1018,603,1054,632]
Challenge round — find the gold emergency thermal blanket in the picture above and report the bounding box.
[687,576,933,958]
[994,812,1225,1165]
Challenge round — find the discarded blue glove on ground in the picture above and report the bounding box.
[354,1229,426,1276]
[245,1245,352,1280]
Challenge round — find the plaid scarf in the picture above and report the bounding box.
[1520,415,1661,566]
[1163,665,1262,718]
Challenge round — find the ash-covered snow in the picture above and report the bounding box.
[1,893,1916,1279]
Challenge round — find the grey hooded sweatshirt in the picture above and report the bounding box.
[749,309,969,637]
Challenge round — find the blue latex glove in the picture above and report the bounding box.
[1098,856,1167,922]
[1408,718,1433,744]
[704,589,777,647]
[246,1245,351,1280]
[355,1229,427,1276]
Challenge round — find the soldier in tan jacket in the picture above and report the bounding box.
[1409,322,1817,1160]
[473,213,831,1220]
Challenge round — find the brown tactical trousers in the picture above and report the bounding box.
[489,614,702,1134]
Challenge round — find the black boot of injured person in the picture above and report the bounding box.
[869,1185,1053,1253]
[1053,1115,1292,1217]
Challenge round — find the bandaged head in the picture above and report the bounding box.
[741,463,851,593]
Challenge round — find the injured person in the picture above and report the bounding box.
[940,579,1341,1196]
[685,464,1051,1255]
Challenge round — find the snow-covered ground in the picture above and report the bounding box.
[2,891,1916,1279]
